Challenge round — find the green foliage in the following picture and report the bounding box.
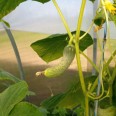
[0,70,20,83]
[89,0,96,3]
[0,19,10,28]
[34,0,50,3]
[9,102,48,116]
[31,31,93,63]
[57,84,84,109]
[52,107,67,116]
[94,9,105,26]
[74,106,85,116]
[41,93,66,110]
[31,34,69,63]
[114,0,116,3]
[78,31,93,51]
[41,85,83,110]
[98,106,116,116]
[112,77,116,106]
[0,0,50,20]
[41,76,97,110]
[0,0,25,19]
[0,81,28,116]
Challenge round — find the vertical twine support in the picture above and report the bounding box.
[92,0,99,75]
[94,24,107,116]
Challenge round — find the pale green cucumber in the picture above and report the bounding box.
[44,45,75,78]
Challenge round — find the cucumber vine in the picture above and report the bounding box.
[0,0,116,116]
[38,0,116,115]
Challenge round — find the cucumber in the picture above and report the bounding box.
[36,45,75,78]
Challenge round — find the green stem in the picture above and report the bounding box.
[74,0,88,115]
[90,78,98,92]
[75,43,86,94]
[85,95,89,116]
[75,0,86,41]
[109,65,116,84]
[79,22,94,40]
[52,0,73,39]
[80,51,99,72]
[109,83,113,104]
[105,50,116,68]
[75,0,86,95]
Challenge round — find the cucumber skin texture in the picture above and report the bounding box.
[44,45,75,78]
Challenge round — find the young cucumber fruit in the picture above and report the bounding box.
[43,45,75,78]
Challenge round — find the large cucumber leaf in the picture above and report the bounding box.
[9,102,48,116]
[0,70,20,83]
[41,93,66,110]
[0,81,28,116]
[0,0,25,19]
[0,0,50,20]
[41,76,97,109]
[41,82,84,110]
[31,34,69,63]
[31,31,93,63]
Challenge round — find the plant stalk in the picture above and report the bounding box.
[75,0,86,42]
[74,0,88,115]
[52,0,73,39]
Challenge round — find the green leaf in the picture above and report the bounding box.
[0,81,28,116]
[41,93,66,110]
[0,70,20,83]
[9,102,48,116]
[112,76,116,106]
[0,0,50,20]
[41,84,84,110]
[57,88,84,109]
[74,106,85,116]
[27,91,36,96]
[98,107,116,116]
[94,9,106,26]
[52,107,67,116]
[79,31,93,51]
[41,75,97,109]
[0,19,10,28]
[34,0,50,3]
[31,31,93,63]
[31,34,69,63]
[89,0,96,3]
[0,0,25,19]
[114,0,116,3]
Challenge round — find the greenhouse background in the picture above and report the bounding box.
[0,0,116,105]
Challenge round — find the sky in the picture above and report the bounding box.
[0,0,115,38]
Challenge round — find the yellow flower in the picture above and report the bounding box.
[103,0,116,15]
